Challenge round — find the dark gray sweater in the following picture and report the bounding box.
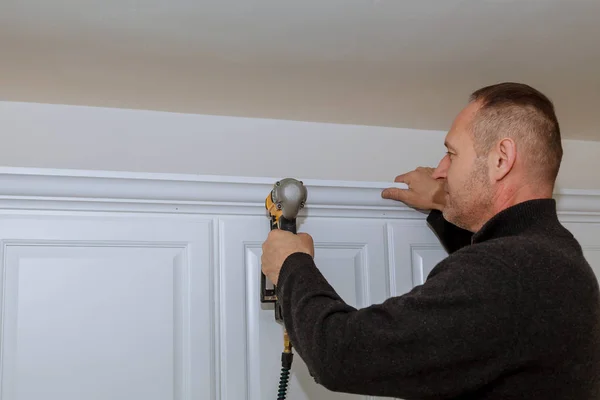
[276,199,600,399]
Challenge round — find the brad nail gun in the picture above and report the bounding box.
[261,178,308,400]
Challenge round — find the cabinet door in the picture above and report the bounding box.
[387,220,447,295]
[0,213,214,400]
[219,215,390,400]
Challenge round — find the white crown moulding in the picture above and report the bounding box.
[0,166,597,222]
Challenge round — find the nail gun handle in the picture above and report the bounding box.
[261,215,297,322]
[276,216,297,234]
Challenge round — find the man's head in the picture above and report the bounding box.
[432,82,563,231]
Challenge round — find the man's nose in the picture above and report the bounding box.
[432,155,449,179]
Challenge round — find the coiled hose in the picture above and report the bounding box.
[277,352,293,399]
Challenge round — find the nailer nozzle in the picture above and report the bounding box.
[265,178,307,223]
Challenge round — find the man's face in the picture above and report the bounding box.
[432,102,494,231]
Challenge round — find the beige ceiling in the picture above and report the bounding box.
[1,0,599,140]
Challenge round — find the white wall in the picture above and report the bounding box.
[1,101,598,190]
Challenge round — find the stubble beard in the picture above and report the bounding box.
[443,157,493,232]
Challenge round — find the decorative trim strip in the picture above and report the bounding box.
[0,167,598,221]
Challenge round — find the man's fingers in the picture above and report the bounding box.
[382,187,412,202]
[394,173,410,183]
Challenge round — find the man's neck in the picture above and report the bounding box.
[495,184,552,212]
[472,183,553,232]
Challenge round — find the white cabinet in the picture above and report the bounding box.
[0,168,597,400]
[219,215,394,400]
[387,220,447,294]
[0,213,215,400]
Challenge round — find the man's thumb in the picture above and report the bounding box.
[296,233,314,256]
[297,232,313,244]
[382,187,410,201]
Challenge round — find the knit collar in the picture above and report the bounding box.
[471,198,558,244]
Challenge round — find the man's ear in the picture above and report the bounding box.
[491,138,517,181]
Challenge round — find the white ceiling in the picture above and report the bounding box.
[1,0,599,140]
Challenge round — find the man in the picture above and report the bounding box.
[261,82,600,399]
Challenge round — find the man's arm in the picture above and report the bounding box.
[276,250,519,399]
[426,209,473,253]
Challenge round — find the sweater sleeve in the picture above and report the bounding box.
[276,250,519,399]
[426,209,473,253]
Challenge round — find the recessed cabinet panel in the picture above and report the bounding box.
[0,215,213,400]
[219,216,389,400]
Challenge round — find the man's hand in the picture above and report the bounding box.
[381,167,446,211]
[261,230,314,285]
